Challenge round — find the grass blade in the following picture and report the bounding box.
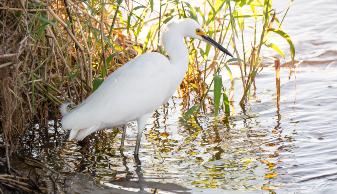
[265,42,285,58]
[93,78,104,91]
[214,74,222,116]
[268,28,295,62]
[183,104,200,119]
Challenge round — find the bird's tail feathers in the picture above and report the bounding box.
[68,125,100,141]
[60,102,71,116]
[68,129,80,140]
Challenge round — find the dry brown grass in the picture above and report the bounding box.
[0,0,138,156]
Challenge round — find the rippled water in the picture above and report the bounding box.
[21,1,337,193]
[273,0,337,66]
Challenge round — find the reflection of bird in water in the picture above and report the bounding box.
[60,18,233,159]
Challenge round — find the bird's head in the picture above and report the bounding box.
[179,18,233,57]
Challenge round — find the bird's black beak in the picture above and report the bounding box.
[201,35,233,57]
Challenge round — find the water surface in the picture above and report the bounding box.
[21,0,337,193]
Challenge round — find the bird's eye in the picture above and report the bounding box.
[196,29,204,35]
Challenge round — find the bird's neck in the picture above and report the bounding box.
[162,32,189,76]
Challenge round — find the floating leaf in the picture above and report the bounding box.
[241,158,254,167]
[160,132,169,138]
[264,172,278,179]
[261,159,276,168]
[267,162,276,168]
[261,184,277,191]
[160,147,172,153]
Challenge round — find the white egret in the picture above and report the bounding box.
[60,18,232,157]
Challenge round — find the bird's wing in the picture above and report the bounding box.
[62,52,174,130]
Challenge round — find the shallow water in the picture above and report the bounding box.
[273,0,337,66]
[22,65,337,194]
[21,0,337,193]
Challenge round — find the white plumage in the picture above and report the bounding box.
[61,18,232,156]
[62,53,172,132]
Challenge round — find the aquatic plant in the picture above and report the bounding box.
[175,0,295,115]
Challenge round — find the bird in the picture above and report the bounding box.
[60,18,233,158]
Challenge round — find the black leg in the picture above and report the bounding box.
[120,125,127,150]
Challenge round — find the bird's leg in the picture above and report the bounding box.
[119,148,132,181]
[134,113,151,163]
[135,160,145,192]
[120,125,127,150]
